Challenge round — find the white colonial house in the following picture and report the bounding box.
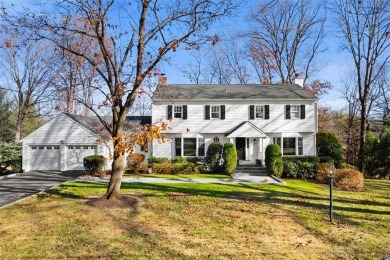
[21,113,151,172]
[151,76,318,165]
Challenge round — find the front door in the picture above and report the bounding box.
[236,138,246,160]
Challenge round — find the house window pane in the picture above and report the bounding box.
[298,137,303,155]
[290,105,300,119]
[183,138,196,156]
[283,138,296,155]
[83,146,89,149]
[255,105,264,118]
[198,138,205,156]
[31,146,37,150]
[47,146,52,149]
[68,146,73,149]
[175,138,182,157]
[213,137,219,143]
[39,146,44,150]
[54,146,59,149]
[174,106,182,118]
[75,146,81,149]
[211,106,220,118]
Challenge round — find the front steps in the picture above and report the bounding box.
[234,163,268,176]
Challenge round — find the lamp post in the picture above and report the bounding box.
[329,163,335,223]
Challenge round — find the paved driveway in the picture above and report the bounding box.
[0,171,83,208]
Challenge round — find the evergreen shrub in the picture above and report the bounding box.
[222,143,237,174]
[83,155,106,175]
[265,144,283,177]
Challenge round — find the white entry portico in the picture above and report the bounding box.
[226,121,269,165]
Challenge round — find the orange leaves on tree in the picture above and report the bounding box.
[4,40,12,47]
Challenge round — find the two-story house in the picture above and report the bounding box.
[152,75,318,164]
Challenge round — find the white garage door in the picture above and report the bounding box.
[65,145,97,170]
[29,145,61,171]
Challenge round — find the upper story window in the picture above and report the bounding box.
[168,105,187,120]
[211,106,220,118]
[205,105,225,120]
[249,105,269,120]
[255,106,264,119]
[213,137,220,143]
[290,105,300,119]
[174,106,182,118]
[286,105,305,119]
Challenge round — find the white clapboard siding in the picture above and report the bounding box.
[22,114,98,144]
[152,100,316,134]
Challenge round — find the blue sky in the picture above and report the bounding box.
[0,0,356,111]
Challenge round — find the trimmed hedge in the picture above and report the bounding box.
[83,155,106,175]
[152,162,199,174]
[206,142,223,171]
[222,143,237,174]
[283,156,319,164]
[265,144,283,177]
[282,160,316,179]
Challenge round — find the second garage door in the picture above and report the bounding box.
[65,145,97,170]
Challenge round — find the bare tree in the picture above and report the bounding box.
[248,0,326,84]
[1,0,236,199]
[333,0,390,170]
[0,39,57,142]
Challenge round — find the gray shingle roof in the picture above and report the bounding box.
[64,113,151,135]
[153,84,317,100]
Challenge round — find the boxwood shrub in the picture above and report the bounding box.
[147,156,170,164]
[152,162,199,174]
[206,142,223,171]
[83,155,106,175]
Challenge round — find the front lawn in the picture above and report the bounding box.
[0,179,389,259]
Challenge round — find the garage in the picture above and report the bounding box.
[65,145,97,170]
[29,145,61,171]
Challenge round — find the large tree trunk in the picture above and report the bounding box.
[104,151,125,200]
[14,117,22,143]
[358,101,367,171]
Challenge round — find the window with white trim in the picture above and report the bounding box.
[31,146,37,150]
[175,137,205,157]
[273,137,281,147]
[255,105,264,119]
[83,146,89,149]
[298,137,303,155]
[47,146,52,149]
[54,146,60,149]
[213,137,220,143]
[39,146,44,150]
[174,106,182,118]
[211,106,220,118]
[290,105,300,119]
[283,138,296,155]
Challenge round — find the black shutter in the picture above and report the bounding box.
[220,105,225,119]
[205,105,210,120]
[249,105,255,120]
[183,105,187,120]
[265,105,270,119]
[167,105,173,119]
[300,105,305,119]
[286,105,291,119]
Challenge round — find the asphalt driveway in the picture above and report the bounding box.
[0,171,83,208]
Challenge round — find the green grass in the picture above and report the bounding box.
[0,179,389,259]
[123,173,231,179]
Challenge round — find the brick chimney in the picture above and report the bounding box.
[293,73,304,87]
[158,73,168,87]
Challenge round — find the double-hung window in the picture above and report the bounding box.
[211,106,220,118]
[276,137,304,156]
[174,106,182,118]
[290,105,300,119]
[255,105,264,119]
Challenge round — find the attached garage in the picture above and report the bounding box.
[29,145,61,171]
[21,113,151,172]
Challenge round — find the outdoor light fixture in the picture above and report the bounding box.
[328,163,335,223]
